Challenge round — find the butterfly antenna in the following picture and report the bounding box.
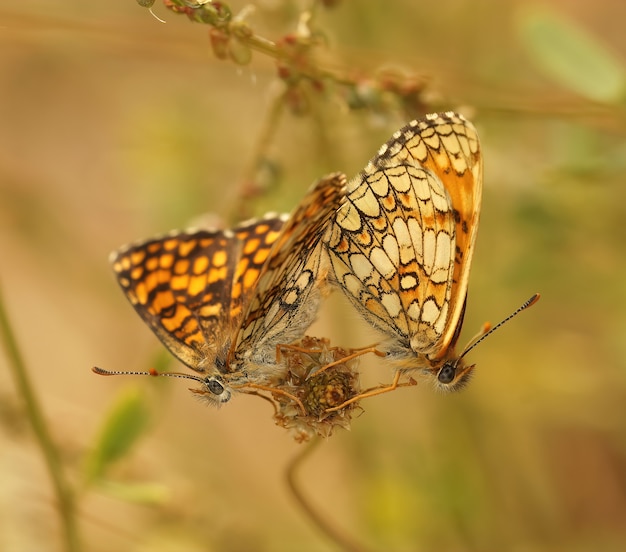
[92,366,205,384]
[458,293,541,362]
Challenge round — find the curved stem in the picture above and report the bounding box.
[0,285,81,552]
[285,437,370,552]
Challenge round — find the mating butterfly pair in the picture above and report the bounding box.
[94,112,538,437]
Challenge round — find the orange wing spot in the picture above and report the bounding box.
[174,259,190,275]
[255,223,270,234]
[159,253,175,269]
[212,250,227,268]
[234,257,249,280]
[143,271,159,293]
[230,305,243,319]
[120,256,132,271]
[147,243,161,254]
[243,238,260,255]
[231,282,242,300]
[161,307,188,332]
[207,266,228,284]
[163,238,179,251]
[181,316,201,337]
[178,240,197,258]
[188,274,207,296]
[383,195,396,210]
[130,250,146,265]
[253,248,270,265]
[372,217,387,231]
[153,290,175,310]
[199,302,222,318]
[135,282,148,305]
[332,235,349,254]
[266,229,281,244]
[193,255,209,275]
[170,274,189,291]
[156,269,173,284]
[130,266,144,280]
[145,257,159,271]
[199,237,214,248]
[181,332,203,347]
[243,267,260,290]
[358,231,372,246]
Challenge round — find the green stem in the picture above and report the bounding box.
[0,285,81,552]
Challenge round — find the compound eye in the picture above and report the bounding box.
[437,363,456,384]
[206,378,225,395]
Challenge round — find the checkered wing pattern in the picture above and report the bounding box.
[325,112,482,362]
[232,173,347,368]
[111,217,286,375]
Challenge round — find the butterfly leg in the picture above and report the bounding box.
[275,339,330,363]
[325,371,417,413]
[311,345,386,377]
[243,390,281,416]
[239,382,307,416]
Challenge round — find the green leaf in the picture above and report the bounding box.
[83,387,151,485]
[517,6,626,103]
[99,480,170,505]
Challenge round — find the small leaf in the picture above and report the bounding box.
[517,6,626,103]
[99,480,170,505]
[83,387,151,485]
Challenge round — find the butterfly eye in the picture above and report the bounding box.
[206,377,226,396]
[437,363,456,385]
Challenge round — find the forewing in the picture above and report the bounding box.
[232,173,347,367]
[111,230,240,373]
[326,112,482,357]
[229,216,287,321]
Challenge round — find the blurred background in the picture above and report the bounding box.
[1,1,625,551]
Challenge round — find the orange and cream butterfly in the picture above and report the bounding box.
[325,112,539,398]
[94,173,349,408]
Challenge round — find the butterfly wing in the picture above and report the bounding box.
[232,173,347,369]
[228,216,288,324]
[325,112,482,360]
[110,218,286,374]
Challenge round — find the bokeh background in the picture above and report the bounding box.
[2,1,626,551]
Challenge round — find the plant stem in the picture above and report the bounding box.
[285,437,370,552]
[0,285,81,552]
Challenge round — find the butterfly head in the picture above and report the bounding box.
[189,374,233,405]
[433,358,475,392]
[432,293,542,391]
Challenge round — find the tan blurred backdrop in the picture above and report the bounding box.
[1,1,626,551]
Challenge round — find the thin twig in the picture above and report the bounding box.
[233,88,287,219]
[0,285,81,552]
[285,437,370,552]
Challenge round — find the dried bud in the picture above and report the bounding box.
[209,28,230,60]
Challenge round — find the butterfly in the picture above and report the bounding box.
[95,173,348,408]
[325,111,538,399]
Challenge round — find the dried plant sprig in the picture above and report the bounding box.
[271,336,363,442]
[144,1,432,116]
